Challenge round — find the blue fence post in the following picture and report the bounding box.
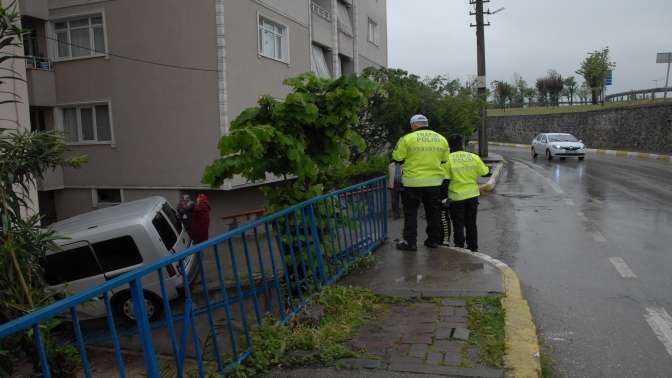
[383,178,388,238]
[129,279,160,378]
[33,324,51,378]
[308,203,328,284]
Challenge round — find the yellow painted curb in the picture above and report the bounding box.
[637,153,650,159]
[453,249,542,378]
[501,267,541,378]
[615,150,628,157]
[595,149,607,155]
[479,162,504,192]
[657,155,671,161]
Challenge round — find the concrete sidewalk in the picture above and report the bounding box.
[267,213,508,378]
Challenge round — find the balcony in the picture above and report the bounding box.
[26,57,56,107]
[311,1,331,21]
[19,0,48,20]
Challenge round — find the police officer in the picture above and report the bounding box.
[392,114,450,251]
[444,135,490,252]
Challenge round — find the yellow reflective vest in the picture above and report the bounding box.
[392,129,450,187]
[444,151,490,201]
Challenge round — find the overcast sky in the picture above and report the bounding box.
[387,0,672,94]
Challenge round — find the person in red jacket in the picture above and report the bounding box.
[191,194,211,244]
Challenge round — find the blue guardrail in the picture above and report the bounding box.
[0,177,388,377]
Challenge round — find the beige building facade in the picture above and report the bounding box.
[20,0,387,235]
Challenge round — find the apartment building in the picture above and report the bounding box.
[19,0,387,234]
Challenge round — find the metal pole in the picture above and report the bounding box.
[665,61,671,99]
[475,0,488,157]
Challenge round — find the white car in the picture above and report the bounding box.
[531,133,586,161]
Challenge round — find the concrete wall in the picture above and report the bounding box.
[356,0,387,68]
[50,0,221,189]
[224,0,311,120]
[487,103,672,154]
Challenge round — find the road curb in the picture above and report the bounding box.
[480,162,504,192]
[453,248,541,378]
[487,142,672,162]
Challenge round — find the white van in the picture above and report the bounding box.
[41,196,194,323]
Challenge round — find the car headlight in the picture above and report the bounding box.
[553,145,562,149]
[579,144,585,149]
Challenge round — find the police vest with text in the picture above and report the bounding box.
[392,129,450,187]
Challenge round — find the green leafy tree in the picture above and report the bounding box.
[361,68,481,155]
[512,73,529,107]
[202,73,375,213]
[491,80,514,109]
[576,47,616,104]
[545,70,564,107]
[360,68,439,155]
[576,81,590,104]
[563,76,577,105]
[523,87,536,107]
[535,77,548,106]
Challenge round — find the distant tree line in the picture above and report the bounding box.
[489,47,615,110]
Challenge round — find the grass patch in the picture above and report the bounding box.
[229,285,390,377]
[466,296,506,368]
[487,99,672,117]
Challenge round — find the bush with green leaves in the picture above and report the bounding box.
[203,73,376,213]
[359,67,481,155]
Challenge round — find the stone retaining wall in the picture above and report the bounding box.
[486,103,672,154]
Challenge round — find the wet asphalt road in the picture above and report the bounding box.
[478,146,672,377]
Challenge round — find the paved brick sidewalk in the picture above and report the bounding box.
[266,211,505,377]
[337,299,504,377]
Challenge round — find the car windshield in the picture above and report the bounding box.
[548,134,578,142]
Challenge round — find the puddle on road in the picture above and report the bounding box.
[497,192,538,199]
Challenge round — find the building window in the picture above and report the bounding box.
[368,18,379,45]
[61,103,112,143]
[54,14,106,59]
[337,2,353,36]
[258,16,288,62]
[311,44,331,79]
[95,189,122,207]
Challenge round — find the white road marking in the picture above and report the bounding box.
[522,164,565,194]
[576,211,589,222]
[565,199,575,206]
[644,307,672,358]
[591,230,608,242]
[608,257,637,278]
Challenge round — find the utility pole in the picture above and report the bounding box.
[469,1,502,158]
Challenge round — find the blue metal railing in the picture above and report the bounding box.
[0,177,388,377]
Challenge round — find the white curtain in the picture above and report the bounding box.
[96,105,112,141]
[337,2,353,35]
[311,45,331,79]
[80,108,94,141]
[63,108,78,142]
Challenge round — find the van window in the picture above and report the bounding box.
[92,236,143,272]
[42,246,102,285]
[162,203,182,234]
[152,212,177,251]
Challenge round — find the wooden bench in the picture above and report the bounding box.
[221,208,266,230]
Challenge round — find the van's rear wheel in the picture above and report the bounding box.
[531,147,538,159]
[112,291,163,324]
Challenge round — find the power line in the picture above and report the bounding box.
[34,33,218,73]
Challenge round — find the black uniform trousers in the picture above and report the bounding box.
[449,196,479,250]
[402,186,441,245]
